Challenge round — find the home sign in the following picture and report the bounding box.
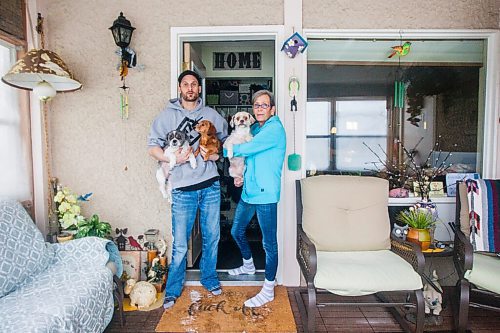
[213,52,261,70]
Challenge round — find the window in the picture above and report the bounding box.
[335,99,387,171]
[0,41,31,200]
[306,38,485,177]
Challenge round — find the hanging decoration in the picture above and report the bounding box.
[110,12,136,120]
[287,76,301,171]
[119,82,130,119]
[281,32,308,58]
[394,75,405,109]
[388,41,411,59]
[389,34,411,114]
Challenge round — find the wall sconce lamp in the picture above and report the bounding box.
[1,13,82,101]
[109,12,136,69]
[109,12,137,120]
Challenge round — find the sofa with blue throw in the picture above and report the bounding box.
[0,200,123,333]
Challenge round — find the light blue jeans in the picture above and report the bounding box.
[165,181,221,298]
[231,200,278,281]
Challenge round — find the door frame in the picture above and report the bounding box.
[170,25,286,281]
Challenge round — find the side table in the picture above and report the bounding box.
[422,243,454,292]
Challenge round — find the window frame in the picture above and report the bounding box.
[302,29,500,179]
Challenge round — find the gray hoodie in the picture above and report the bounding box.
[148,98,228,189]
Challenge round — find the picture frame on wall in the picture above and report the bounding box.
[120,251,141,281]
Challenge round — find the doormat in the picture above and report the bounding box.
[155,286,297,333]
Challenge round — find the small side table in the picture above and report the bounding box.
[422,243,454,292]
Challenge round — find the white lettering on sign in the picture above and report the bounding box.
[213,52,261,70]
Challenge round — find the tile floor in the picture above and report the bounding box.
[105,287,500,333]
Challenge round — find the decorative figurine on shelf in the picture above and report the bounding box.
[281,32,308,58]
[155,238,168,258]
[128,235,143,250]
[391,223,409,240]
[115,228,128,251]
[423,270,443,315]
[124,279,157,309]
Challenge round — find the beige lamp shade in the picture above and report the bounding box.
[1,49,82,92]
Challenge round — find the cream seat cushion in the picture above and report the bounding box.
[301,175,390,251]
[465,252,500,294]
[315,250,423,296]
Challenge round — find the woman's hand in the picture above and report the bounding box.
[234,177,243,187]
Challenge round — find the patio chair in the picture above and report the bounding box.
[452,179,500,333]
[295,175,425,333]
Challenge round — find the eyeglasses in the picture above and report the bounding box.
[253,103,271,109]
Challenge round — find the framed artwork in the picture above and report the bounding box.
[429,181,445,197]
[120,251,141,281]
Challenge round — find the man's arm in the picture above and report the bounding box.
[149,146,168,162]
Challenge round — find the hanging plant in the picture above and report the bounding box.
[402,67,460,127]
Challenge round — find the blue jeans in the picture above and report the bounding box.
[165,181,221,298]
[231,200,278,281]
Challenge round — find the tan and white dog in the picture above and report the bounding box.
[223,111,255,180]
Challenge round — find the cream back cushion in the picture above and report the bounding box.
[300,175,391,251]
[458,182,470,236]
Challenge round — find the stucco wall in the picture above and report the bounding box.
[44,0,283,242]
[303,0,500,29]
[43,0,498,248]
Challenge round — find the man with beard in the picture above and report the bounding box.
[148,70,228,309]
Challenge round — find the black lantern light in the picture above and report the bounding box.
[109,12,136,68]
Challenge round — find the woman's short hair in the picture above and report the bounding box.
[251,90,275,107]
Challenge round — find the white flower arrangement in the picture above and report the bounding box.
[54,187,85,231]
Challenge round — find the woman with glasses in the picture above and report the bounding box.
[223,90,286,307]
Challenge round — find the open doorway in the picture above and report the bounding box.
[181,40,276,272]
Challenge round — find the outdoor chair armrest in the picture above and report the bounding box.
[453,229,473,276]
[297,225,317,283]
[390,235,425,275]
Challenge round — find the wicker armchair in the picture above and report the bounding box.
[452,180,500,332]
[295,175,425,333]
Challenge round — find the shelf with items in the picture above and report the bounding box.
[205,77,272,112]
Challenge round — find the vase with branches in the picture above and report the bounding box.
[397,136,455,201]
[363,142,411,196]
[365,136,454,200]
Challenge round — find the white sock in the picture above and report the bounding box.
[228,257,255,275]
[244,279,275,307]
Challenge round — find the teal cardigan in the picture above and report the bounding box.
[230,116,286,204]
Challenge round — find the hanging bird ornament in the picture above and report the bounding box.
[388,41,411,58]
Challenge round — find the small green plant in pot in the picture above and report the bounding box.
[75,214,112,239]
[397,208,436,250]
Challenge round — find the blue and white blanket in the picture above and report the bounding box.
[0,200,122,333]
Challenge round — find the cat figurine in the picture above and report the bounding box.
[392,223,409,240]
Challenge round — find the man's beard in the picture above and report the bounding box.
[181,91,199,102]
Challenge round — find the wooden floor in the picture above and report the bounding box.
[105,287,500,333]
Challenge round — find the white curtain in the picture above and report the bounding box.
[0,42,31,200]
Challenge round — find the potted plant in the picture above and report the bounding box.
[397,208,436,250]
[146,258,168,293]
[74,214,112,239]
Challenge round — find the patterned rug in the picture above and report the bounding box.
[155,286,296,333]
